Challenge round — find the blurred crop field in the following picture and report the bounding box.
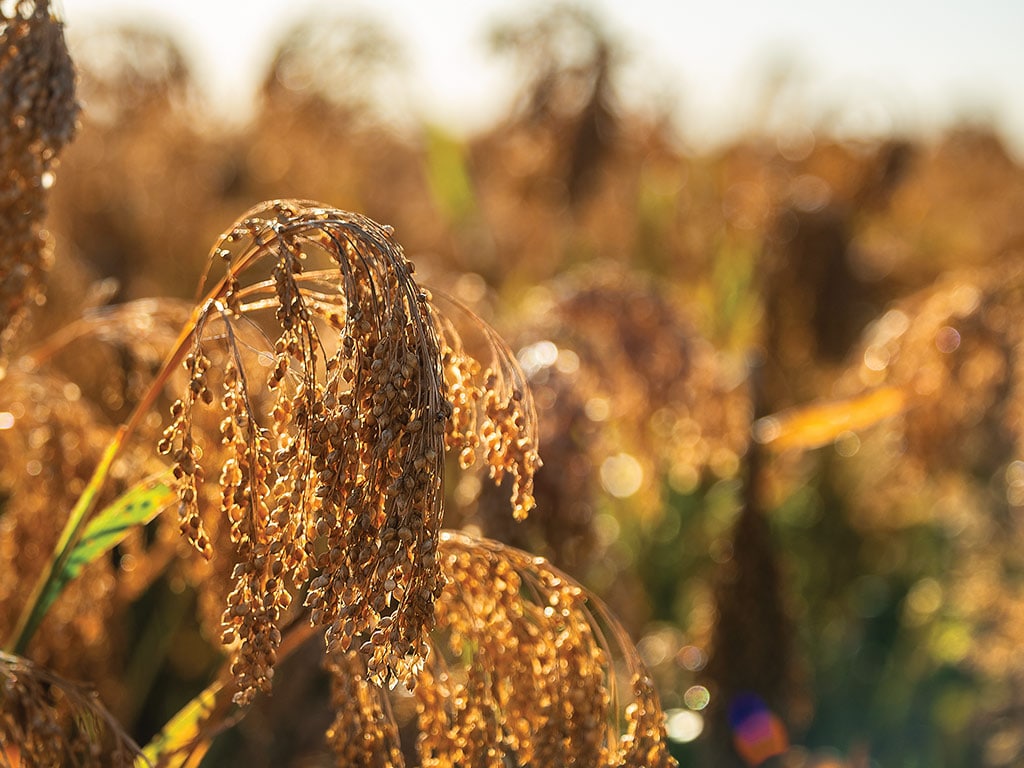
[4,3,1024,767]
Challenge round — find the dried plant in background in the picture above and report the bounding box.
[831,259,1024,751]
[542,273,748,485]
[240,10,443,269]
[0,0,77,355]
[49,24,234,307]
[747,254,1024,765]
[838,258,1024,524]
[68,24,189,125]
[261,12,404,128]
[855,128,1024,282]
[490,3,618,207]
[0,368,127,691]
[471,271,748,580]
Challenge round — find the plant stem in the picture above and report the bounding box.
[4,229,272,654]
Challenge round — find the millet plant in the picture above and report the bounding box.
[0,3,677,766]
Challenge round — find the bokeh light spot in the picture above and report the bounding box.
[593,512,621,547]
[517,340,558,376]
[776,127,815,162]
[790,174,831,213]
[834,430,861,457]
[585,396,611,422]
[863,344,891,371]
[555,348,580,374]
[452,272,487,304]
[751,416,780,444]
[873,309,910,342]
[665,708,704,743]
[935,326,961,353]
[1007,460,1024,506]
[906,577,943,616]
[677,645,707,671]
[684,685,711,710]
[600,453,643,498]
[930,623,972,664]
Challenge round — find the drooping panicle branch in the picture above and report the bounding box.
[433,292,542,520]
[159,200,541,706]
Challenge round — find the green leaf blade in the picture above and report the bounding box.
[140,678,226,768]
[33,478,176,630]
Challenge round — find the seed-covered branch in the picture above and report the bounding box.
[415,531,676,768]
[159,200,541,707]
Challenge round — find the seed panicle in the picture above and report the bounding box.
[162,201,543,707]
[413,532,675,768]
[0,0,78,355]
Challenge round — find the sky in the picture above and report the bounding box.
[55,0,1024,156]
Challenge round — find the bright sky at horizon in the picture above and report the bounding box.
[56,0,1024,157]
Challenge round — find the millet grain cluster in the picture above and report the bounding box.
[159,201,542,707]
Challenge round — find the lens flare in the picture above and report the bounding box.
[728,692,789,766]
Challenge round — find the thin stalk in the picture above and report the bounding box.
[5,228,276,655]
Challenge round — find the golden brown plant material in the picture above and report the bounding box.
[0,0,77,355]
[158,200,540,707]
[836,258,1024,724]
[434,291,542,520]
[839,257,1024,516]
[416,532,676,768]
[475,271,747,576]
[0,651,143,767]
[324,650,406,768]
[0,300,190,724]
[250,532,678,767]
[0,367,137,698]
[543,273,748,484]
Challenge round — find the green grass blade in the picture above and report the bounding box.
[138,620,317,767]
[8,473,176,653]
[48,476,176,604]
[140,678,227,768]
